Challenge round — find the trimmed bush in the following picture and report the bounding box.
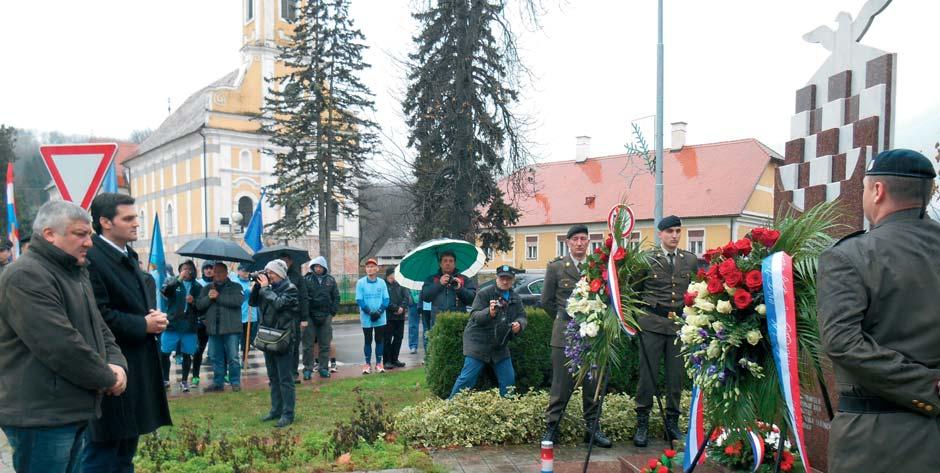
[395,388,690,448]
[425,308,687,399]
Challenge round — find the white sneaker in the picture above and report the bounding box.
[329,360,338,373]
[180,381,190,393]
[376,363,385,373]
[362,364,372,375]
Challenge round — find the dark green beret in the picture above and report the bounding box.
[658,215,681,231]
[566,225,588,239]
[866,149,936,179]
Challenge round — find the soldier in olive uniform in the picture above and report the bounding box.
[817,148,940,473]
[633,215,698,447]
[541,225,612,448]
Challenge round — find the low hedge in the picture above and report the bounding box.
[426,309,688,399]
[395,388,690,448]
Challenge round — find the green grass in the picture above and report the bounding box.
[136,368,444,472]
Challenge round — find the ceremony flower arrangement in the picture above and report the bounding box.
[564,205,649,398]
[707,423,796,473]
[679,203,840,471]
[640,448,677,473]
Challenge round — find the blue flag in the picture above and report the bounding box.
[244,191,265,252]
[149,214,167,311]
[102,162,119,193]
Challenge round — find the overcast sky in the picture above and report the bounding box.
[2,0,938,167]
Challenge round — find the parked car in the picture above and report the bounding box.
[477,273,544,307]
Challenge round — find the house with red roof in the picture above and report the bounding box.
[490,127,782,271]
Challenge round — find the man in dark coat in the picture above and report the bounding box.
[542,224,612,447]
[195,262,246,392]
[0,201,127,473]
[449,265,526,398]
[384,266,412,369]
[302,256,339,379]
[817,149,940,473]
[420,250,477,348]
[83,193,172,472]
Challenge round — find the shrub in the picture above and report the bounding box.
[330,387,395,456]
[395,388,690,448]
[425,308,688,399]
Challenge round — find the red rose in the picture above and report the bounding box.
[724,445,736,456]
[664,449,676,459]
[594,246,606,256]
[724,270,743,287]
[589,278,603,293]
[762,230,780,248]
[733,238,752,256]
[647,458,659,469]
[684,291,698,307]
[706,264,720,279]
[721,242,738,258]
[657,467,669,473]
[733,288,753,309]
[707,277,724,295]
[745,270,762,291]
[718,258,738,277]
[613,247,626,261]
[703,248,720,263]
[696,268,706,280]
[605,234,613,249]
[750,227,766,243]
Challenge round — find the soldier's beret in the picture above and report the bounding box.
[566,225,589,239]
[866,149,936,179]
[495,264,518,277]
[657,215,681,231]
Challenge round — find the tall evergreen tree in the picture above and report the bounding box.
[261,0,378,262]
[403,0,533,253]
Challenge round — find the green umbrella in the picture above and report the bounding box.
[394,238,486,290]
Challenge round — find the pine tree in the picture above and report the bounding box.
[403,0,533,253]
[261,0,378,262]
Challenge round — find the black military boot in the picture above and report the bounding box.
[665,414,682,442]
[633,414,650,447]
[584,426,613,448]
[541,422,559,443]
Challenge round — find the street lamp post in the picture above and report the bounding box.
[654,0,665,245]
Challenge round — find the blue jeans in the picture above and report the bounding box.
[449,356,516,398]
[407,304,420,350]
[81,435,138,473]
[2,423,85,473]
[263,350,296,421]
[209,333,241,387]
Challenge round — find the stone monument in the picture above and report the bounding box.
[775,1,895,471]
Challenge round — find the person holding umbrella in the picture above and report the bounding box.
[419,250,478,345]
[356,258,389,374]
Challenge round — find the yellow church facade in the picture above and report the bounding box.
[125,0,360,275]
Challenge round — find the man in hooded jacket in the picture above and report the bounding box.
[302,256,339,378]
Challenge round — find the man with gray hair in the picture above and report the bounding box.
[0,200,127,473]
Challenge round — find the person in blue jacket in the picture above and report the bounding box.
[356,258,389,374]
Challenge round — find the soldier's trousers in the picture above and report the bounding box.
[301,316,333,372]
[545,346,601,426]
[635,331,683,416]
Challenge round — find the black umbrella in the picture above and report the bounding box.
[176,238,254,263]
[250,244,311,271]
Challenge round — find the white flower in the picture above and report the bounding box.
[706,340,721,359]
[746,330,762,345]
[579,321,600,338]
[694,299,715,313]
[683,306,698,316]
[755,304,766,316]
[711,321,725,332]
[715,299,732,314]
[725,284,737,297]
[690,281,708,296]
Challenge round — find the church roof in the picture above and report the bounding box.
[134,70,240,157]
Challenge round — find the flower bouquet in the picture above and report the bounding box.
[564,205,650,399]
[679,202,840,472]
[708,423,797,473]
[640,448,678,473]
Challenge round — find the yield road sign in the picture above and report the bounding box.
[39,143,118,209]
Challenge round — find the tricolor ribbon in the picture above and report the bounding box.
[746,430,765,473]
[606,205,637,336]
[762,251,811,472]
[5,163,19,260]
[683,386,707,471]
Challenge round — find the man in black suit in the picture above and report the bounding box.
[83,193,172,473]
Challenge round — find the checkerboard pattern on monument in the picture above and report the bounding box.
[776,53,896,231]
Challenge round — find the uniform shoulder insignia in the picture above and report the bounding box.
[549,256,564,264]
[833,230,866,247]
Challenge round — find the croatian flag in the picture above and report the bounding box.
[6,163,19,260]
[762,251,811,472]
[746,429,765,472]
[683,386,706,470]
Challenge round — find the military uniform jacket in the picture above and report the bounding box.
[817,209,940,472]
[542,254,584,348]
[637,247,698,336]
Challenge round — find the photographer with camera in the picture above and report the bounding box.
[355,258,389,374]
[419,250,477,350]
[249,260,301,428]
[448,265,526,398]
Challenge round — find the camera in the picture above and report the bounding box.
[444,275,461,288]
[249,271,266,282]
[495,297,509,309]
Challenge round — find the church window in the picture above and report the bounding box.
[166,203,175,236]
[281,0,297,22]
[238,196,254,232]
[246,0,254,23]
[239,149,252,169]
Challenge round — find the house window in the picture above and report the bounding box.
[556,235,569,258]
[687,229,705,257]
[165,203,175,236]
[246,0,254,22]
[238,196,254,232]
[280,0,296,21]
[239,149,252,170]
[525,236,538,260]
[589,233,604,253]
[628,231,641,251]
[484,247,494,261]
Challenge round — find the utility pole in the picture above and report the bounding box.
[654,0,665,245]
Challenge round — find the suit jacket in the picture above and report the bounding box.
[541,255,583,348]
[817,209,940,472]
[85,234,172,442]
[636,247,698,335]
